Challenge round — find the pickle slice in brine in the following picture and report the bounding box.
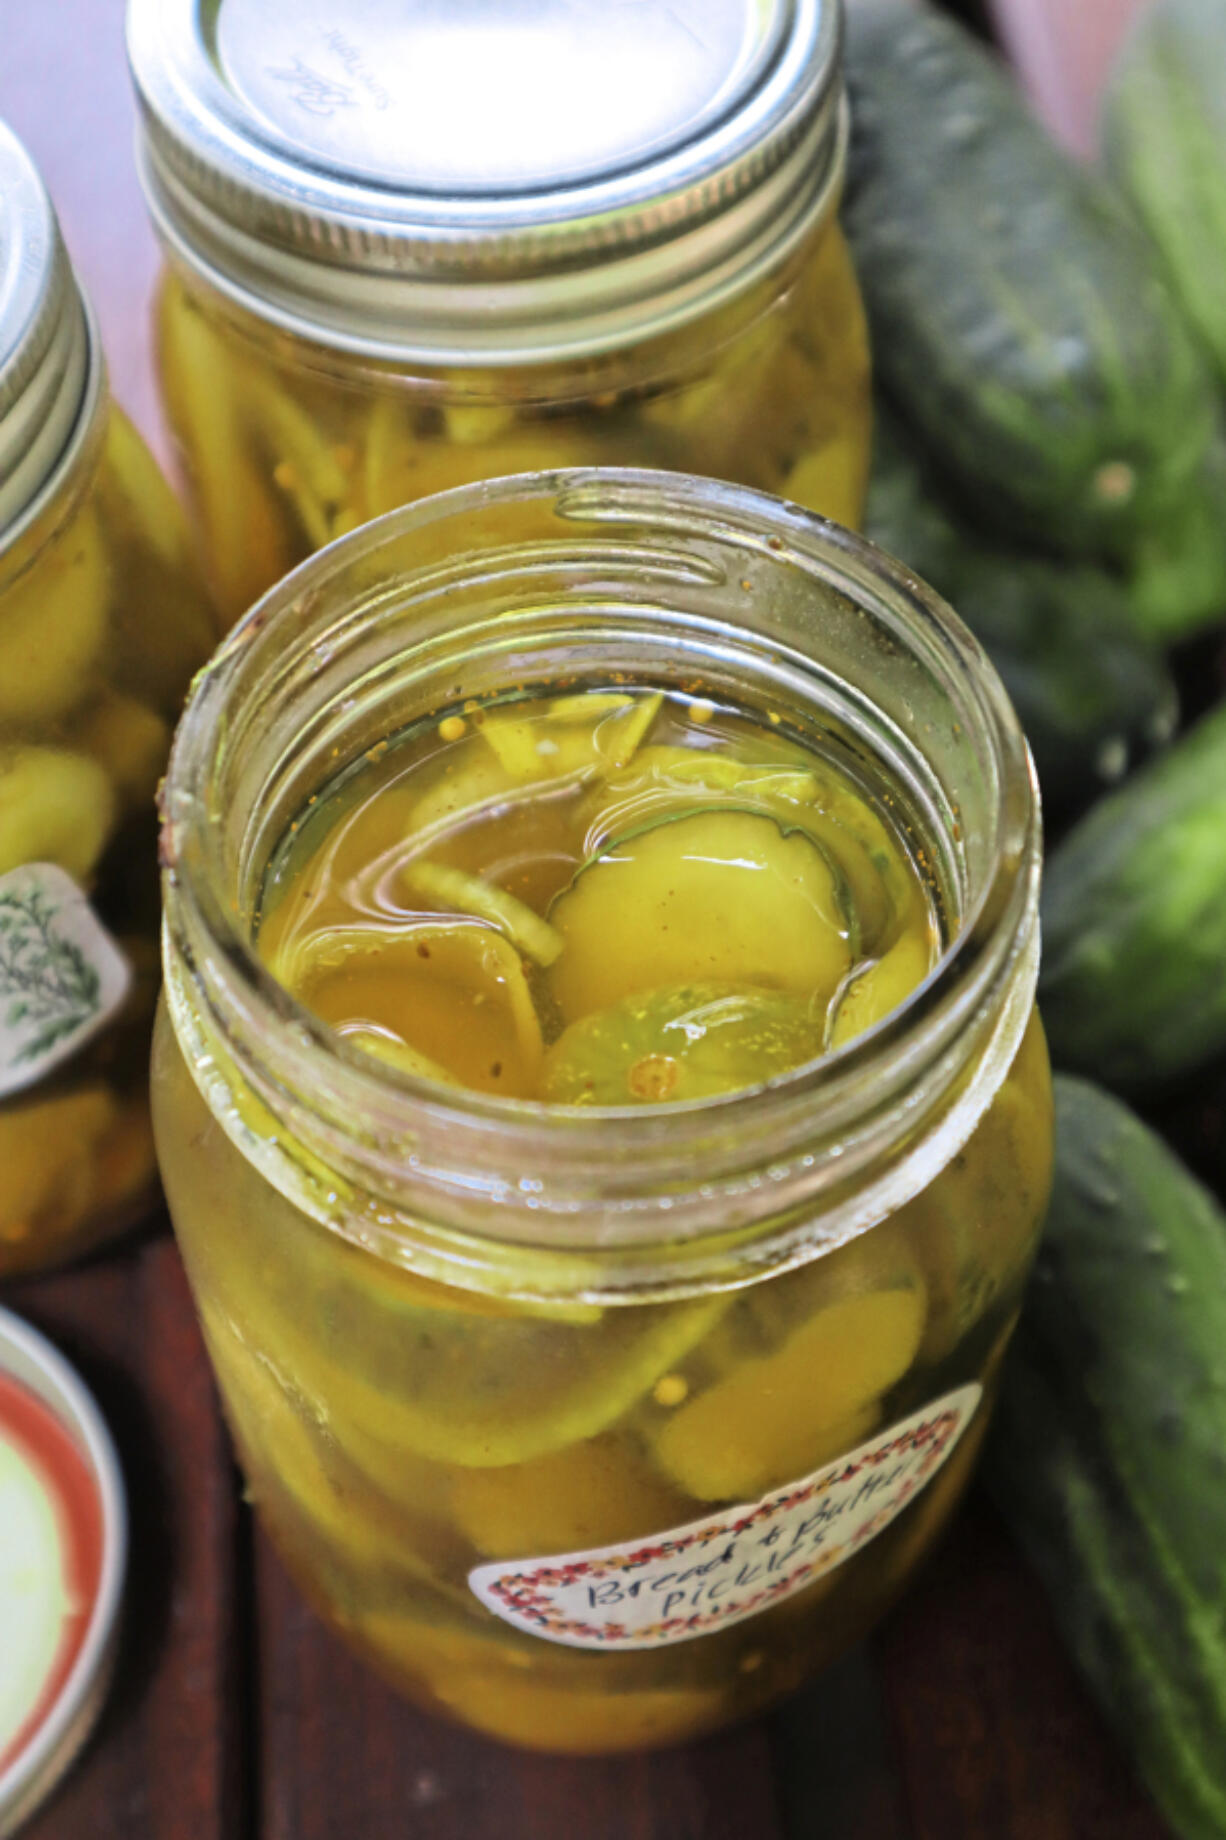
[401,859,563,967]
[828,929,936,1050]
[362,396,591,520]
[547,809,857,1024]
[649,1282,926,1502]
[157,283,298,620]
[0,1085,119,1253]
[78,691,171,812]
[271,919,545,1096]
[543,981,825,1105]
[0,746,116,882]
[276,1261,729,1471]
[450,1431,693,1558]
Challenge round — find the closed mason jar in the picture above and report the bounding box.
[153,471,1050,1754]
[0,122,214,1280]
[127,0,871,628]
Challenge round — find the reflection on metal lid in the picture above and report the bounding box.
[0,120,93,541]
[215,0,789,194]
[0,1307,125,1840]
[127,0,845,363]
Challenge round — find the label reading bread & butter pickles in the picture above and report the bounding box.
[0,864,131,1100]
[469,1384,982,1650]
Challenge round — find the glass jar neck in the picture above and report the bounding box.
[160,471,1040,1301]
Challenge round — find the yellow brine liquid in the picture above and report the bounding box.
[159,681,1051,1751]
[258,686,940,1102]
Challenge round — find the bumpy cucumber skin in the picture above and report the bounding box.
[1104,0,1226,384]
[1040,702,1226,1089]
[865,413,1177,805]
[844,0,1217,561]
[986,1077,1226,1840]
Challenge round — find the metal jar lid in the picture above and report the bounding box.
[127,0,846,365]
[0,120,94,544]
[0,1305,126,1839]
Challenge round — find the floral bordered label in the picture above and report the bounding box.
[469,1383,983,1650]
[0,864,131,1100]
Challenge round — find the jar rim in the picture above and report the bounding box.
[127,0,845,363]
[159,469,1040,1295]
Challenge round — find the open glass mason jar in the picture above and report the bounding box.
[153,471,1050,1753]
[0,121,214,1281]
[127,0,870,628]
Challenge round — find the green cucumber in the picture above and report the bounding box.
[1103,0,1226,383]
[865,412,1177,805]
[985,1077,1226,1840]
[1039,700,1226,1089]
[844,0,1218,561]
[1123,431,1226,642]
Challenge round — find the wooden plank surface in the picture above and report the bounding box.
[0,3,1185,1837]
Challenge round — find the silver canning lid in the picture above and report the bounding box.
[0,121,93,540]
[0,1306,126,1838]
[127,0,845,365]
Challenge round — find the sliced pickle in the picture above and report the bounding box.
[78,692,171,811]
[247,371,351,547]
[273,1276,729,1471]
[406,748,525,837]
[828,929,936,1050]
[402,859,563,967]
[902,1015,1053,1363]
[272,919,544,1096]
[782,435,871,532]
[543,981,825,1105]
[96,409,218,703]
[157,282,297,620]
[450,1432,693,1558]
[481,713,603,783]
[650,1284,926,1502]
[363,397,590,519]
[594,745,824,807]
[0,503,109,724]
[582,752,899,952]
[0,1085,119,1250]
[547,809,857,1024]
[0,747,116,882]
[200,1297,451,1579]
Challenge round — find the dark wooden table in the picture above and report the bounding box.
[1,5,1171,1835]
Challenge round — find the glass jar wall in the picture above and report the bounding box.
[0,120,214,1279]
[153,472,1050,1753]
[129,0,871,626]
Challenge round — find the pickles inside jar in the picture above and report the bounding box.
[234,687,951,1660]
[249,687,944,1505]
[259,686,941,1105]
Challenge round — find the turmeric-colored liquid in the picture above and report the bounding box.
[154,683,1053,1751]
[258,687,940,1102]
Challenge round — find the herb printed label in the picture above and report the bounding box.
[0,865,131,1099]
[469,1385,982,1650]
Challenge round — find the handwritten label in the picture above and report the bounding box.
[470,1385,982,1650]
[0,864,131,1099]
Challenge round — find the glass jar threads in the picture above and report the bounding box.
[128,0,872,625]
